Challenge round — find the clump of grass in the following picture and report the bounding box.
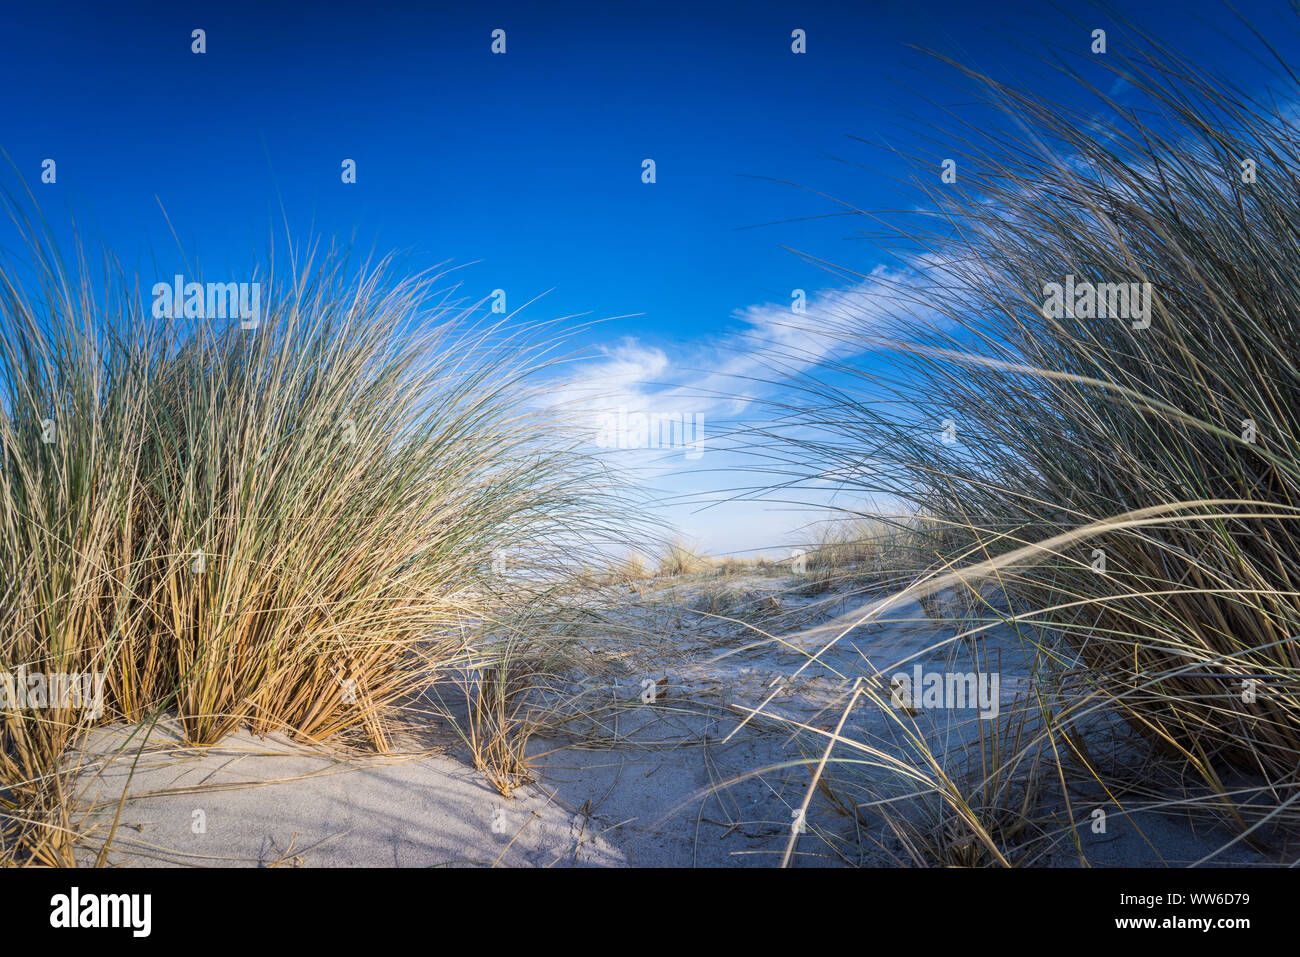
[757,14,1300,864]
[715,555,757,576]
[0,191,617,859]
[687,584,782,622]
[460,622,573,798]
[785,517,938,597]
[905,35,1300,785]
[656,540,710,577]
[592,550,652,586]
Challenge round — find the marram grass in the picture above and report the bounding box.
[755,16,1300,864]
[0,196,619,862]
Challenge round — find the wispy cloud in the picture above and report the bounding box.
[540,266,935,554]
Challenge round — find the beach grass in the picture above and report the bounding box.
[750,19,1300,864]
[0,193,620,861]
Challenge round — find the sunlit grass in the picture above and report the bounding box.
[0,190,622,861]
[751,17,1300,865]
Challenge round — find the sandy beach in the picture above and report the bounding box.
[63,573,1278,868]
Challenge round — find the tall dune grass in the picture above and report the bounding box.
[0,195,618,862]
[760,18,1300,862]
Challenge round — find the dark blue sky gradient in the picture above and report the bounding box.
[2,0,1288,355]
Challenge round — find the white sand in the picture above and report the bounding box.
[66,576,1278,867]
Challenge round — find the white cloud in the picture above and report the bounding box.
[542,267,935,554]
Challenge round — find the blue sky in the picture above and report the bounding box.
[1,0,1293,556]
